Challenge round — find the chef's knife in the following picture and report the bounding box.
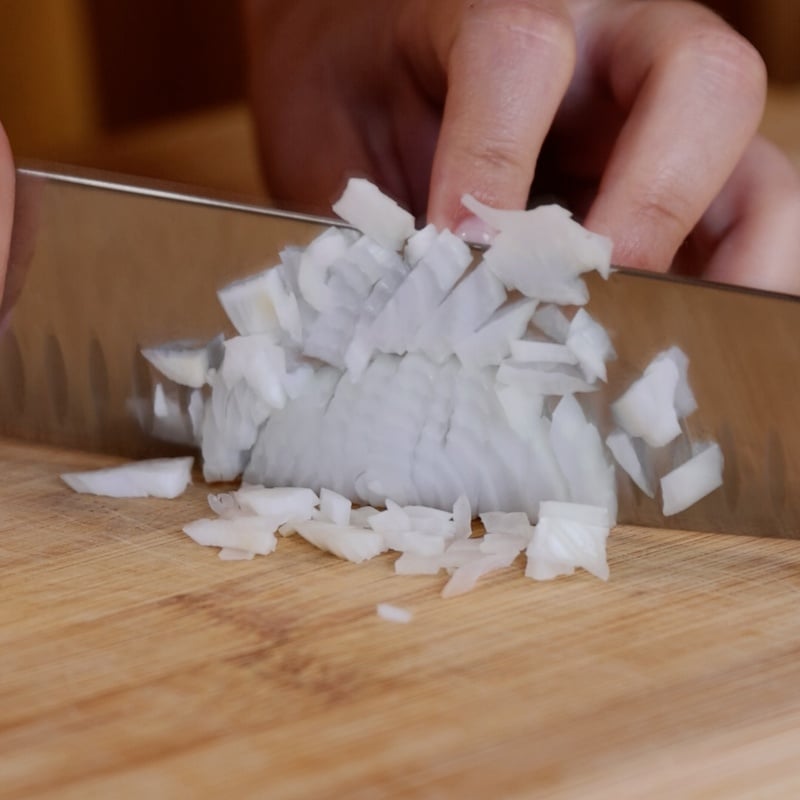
[1,164,798,539]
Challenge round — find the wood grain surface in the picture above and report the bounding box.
[3,438,800,799]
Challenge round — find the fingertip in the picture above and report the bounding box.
[0,120,15,312]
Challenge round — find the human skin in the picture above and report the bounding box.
[0,123,15,327]
[242,0,800,293]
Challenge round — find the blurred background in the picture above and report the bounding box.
[0,0,798,201]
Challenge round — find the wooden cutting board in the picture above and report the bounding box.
[3,438,800,799]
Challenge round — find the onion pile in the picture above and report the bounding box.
[62,179,723,590]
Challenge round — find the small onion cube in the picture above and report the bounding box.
[394,552,443,575]
[376,603,414,624]
[235,486,319,520]
[661,442,724,516]
[479,511,534,538]
[319,487,352,526]
[349,506,381,527]
[612,355,682,448]
[526,504,611,581]
[141,336,222,389]
[61,457,193,499]
[480,533,529,557]
[294,520,387,563]
[183,516,278,555]
[384,529,446,556]
[605,430,655,498]
[333,177,415,251]
[218,547,255,561]
[453,495,472,539]
[454,299,537,369]
[566,308,616,383]
[441,551,518,598]
[509,339,577,365]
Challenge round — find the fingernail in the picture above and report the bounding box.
[454,215,495,247]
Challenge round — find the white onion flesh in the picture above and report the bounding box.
[605,430,655,498]
[526,501,611,581]
[183,516,278,555]
[661,443,724,516]
[376,603,414,623]
[332,177,416,251]
[612,353,682,448]
[142,336,222,389]
[132,178,724,590]
[61,457,193,499]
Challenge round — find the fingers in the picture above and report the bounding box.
[413,0,576,231]
[581,1,767,272]
[0,121,15,326]
[695,136,800,294]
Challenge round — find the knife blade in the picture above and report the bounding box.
[1,163,798,539]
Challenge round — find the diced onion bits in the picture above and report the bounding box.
[61,457,193,499]
[117,178,723,590]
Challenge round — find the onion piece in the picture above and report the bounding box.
[333,178,416,251]
[394,552,443,575]
[497,361,597,396]
[531,305,570,343]
[453,495,472,539]
[509,340,577,365]
[612,354,682,448]
[412,261,507,362]
[480,533,529,557]
[61,457,193,499]
[605,429,655,498]
[376,603,413,624]
[319,487,352,526]
[461,195,612,302]
[479,511,533,538]
[661,442,724,516]
[441,551,518,598]
[294,520,387,563]
[218,547,255,561]
[183,516,278,555]
[454,299,537,370]
[566,309,616,383]
[217,267,303,344]
[525,501,611,581]
[550,394,616,518]
[141,336,223,389]
[235,486,319,520]
[655,346,697,418]
[298,227,357,312]
[384,529,446,556]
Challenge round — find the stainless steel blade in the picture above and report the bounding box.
[1,164,798,538]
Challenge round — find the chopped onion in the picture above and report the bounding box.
[294,520,387,563]
[376,603,414,623]
[332,177,415,251]
[218,547,255,561]
[142,336,222,389]
[612,354,682,448]
[319,487,352,526]
[61,457,193,499]
[566,309,616,383]
[525,501,611,581]
[235,486,318,520]
[605,429,655,498]
[183,516,278,555]
[132,179,723,592]
[442,551,518,598]
[661,443,724,516]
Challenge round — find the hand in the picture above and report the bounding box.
[0,122,15,327]
[243,0,800,294]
